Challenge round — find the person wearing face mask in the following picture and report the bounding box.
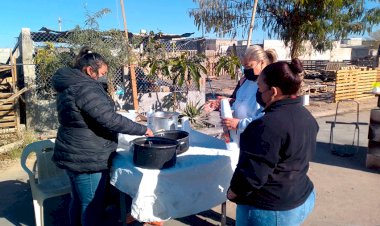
[219,45,277,144]
[52,46,153,226]
[227,58,318,226]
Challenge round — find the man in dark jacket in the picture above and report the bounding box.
[52,47,153,226]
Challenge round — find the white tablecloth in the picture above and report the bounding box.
[110,130,239,222]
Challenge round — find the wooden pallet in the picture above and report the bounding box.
[0,56,19,136]
[334,68,377,102]
[0,97,17,133]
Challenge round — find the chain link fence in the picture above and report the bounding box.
[31,31,205,100]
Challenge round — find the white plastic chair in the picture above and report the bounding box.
[20,139,71,226]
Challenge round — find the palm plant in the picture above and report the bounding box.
[214,44,241,80]
[214,54,241,79]
[141,57,171,79]
[141,35,208,111]
[168,52,207,109]
[140,33,170,78]
[170,52,207,89]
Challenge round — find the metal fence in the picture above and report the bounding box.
[301,60,329,71]
[31,34,205,100]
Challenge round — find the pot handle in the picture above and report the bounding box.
[175,144,181,152]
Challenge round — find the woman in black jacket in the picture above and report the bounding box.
[52,46,153,226]
[227,58,318,226]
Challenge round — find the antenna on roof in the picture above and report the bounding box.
[58,17,62,31]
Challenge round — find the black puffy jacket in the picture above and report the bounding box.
[52,67,147,173]
[229,97,318,210]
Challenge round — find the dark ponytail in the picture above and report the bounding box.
[73,46,108,74]
[289,58,303,74]
[261,58,304,95]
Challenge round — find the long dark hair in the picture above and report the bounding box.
[73,46,108,74]
[261,58,303,95]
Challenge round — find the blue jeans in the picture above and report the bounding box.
[66,170,109,226]
[236,190,315,226]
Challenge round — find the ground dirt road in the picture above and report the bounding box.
[1,109,380,226]
[1,74,380,226]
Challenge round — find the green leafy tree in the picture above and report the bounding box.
[368,29,380,49]
[190,0,380,58]
[62,8,132,77]
[140,33,171,79]
[34,42,65,97]
[370,29,380,41]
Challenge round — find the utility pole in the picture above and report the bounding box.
[120,0,139,111]
[58,17,62,32]
[246,0,258,50]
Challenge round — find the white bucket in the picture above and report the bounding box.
[180,116,191,133]
[302,94,310,106]
[302,86,310,106]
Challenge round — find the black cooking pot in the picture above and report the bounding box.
[132,137,178,169]
[153,130,189,155]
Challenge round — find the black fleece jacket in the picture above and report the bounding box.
[229,97,319,210]
[52,67,147,173]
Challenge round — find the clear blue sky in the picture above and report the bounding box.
[0,0,378,49]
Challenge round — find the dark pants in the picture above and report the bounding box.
[66,170,109,226]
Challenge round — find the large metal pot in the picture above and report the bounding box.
[153,130,189,155]
[132,137,178,169]
[150,111,180,132]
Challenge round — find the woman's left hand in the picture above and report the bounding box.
[222,118,239,130]
[227,188,237,200]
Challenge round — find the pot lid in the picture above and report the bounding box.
[152,111,180,118]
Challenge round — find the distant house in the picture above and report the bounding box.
[205,39,237,54]
[262,38,375,62]
[204,37,375,62]
[0,49,11,64]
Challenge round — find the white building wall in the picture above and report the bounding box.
[330,46,352,61]
[263,40,290,61]
[263,40,354,61]
[342,38,363,46]
[301,41,331,60]
[206,39,237,54]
